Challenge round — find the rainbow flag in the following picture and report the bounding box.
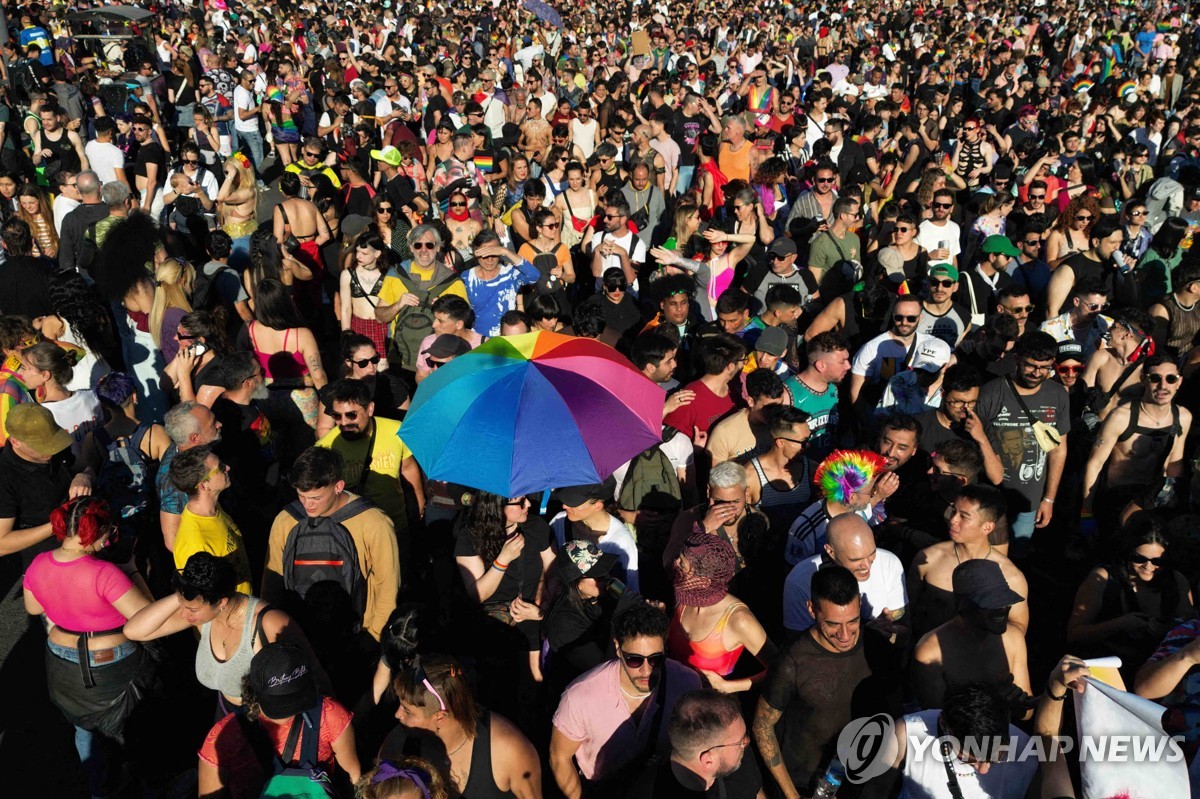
[266,86,286,103]
[1074,78,1094,93]
[1116,79,1137,99]
[1100,56,1113,82]
[473,154,495,173]
[1157,22,1174,32]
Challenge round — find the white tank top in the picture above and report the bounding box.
[900,710,1036,799]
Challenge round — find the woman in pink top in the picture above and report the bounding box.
[23,497,154,799]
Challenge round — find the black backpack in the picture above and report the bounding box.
[281,497,371,625]
[193,263,238,311]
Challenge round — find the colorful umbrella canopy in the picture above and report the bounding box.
[522,0,564,29]
[401,331,665,497]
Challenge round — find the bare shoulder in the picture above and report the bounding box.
[995,553,1028,595]
[491,712,537,760]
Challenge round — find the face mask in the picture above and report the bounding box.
[966,603,1010,635]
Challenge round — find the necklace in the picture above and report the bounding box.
[954,542,993,564]
[444,727,471,758]
[59,545,95,554]
[619,679,651,701]
[1172,294,1198,313]
[1139,402,1171,424]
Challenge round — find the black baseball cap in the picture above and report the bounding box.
[423,334,471,359]
[248,643,319,719]
[952,560,1023,610]
[555,476,616,507]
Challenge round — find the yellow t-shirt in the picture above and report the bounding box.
[377,265,468,338]
[174,506,253,594]
[316,416,412,527]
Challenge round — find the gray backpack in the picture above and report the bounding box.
[281,497,371,624]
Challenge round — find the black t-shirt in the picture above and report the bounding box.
[134,140,167,180]
[0,255,55,318]
[384,173,418,212]
[452,514,551,604]
[628,753,763,799]
[211,397,278,502]
[673,111,703,167]
[0,442,72,529]
[762,631,898,795]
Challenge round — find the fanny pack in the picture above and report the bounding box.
[1007,377,1060,453]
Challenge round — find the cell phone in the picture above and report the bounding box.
[191,342,208,356]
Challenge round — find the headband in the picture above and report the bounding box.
[371,762,432,799]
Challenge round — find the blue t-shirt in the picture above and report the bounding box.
[156,444,187,515]
[464,259,540,337]
[19,26,53,65]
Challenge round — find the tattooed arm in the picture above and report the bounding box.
[752,696,801,799]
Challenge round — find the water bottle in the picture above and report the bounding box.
[811,758,845,799]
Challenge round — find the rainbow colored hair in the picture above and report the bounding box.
[814,450,889,504]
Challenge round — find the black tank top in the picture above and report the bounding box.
[41,127,81,175]
[464,711,514,799]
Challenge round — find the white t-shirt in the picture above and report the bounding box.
[589,230,646,296]
[551,511,640,593]
[233,85,259,133]
[84,140,125,185]
[165,167,220,202]
[850,331,951,382]
[916,219,962,269]
[52,196,79,236]
[43,389,103,458]
[783,549,907,631]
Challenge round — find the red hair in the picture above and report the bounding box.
[50,497,114,547]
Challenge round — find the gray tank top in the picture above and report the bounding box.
[195,596,265,699]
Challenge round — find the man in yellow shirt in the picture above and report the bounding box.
[375,223,468,371]
[168,445,252,594]
[318,378,424,584]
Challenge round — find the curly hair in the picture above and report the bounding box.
[174,550,239,604]
[1055,193,1102,235]
[92,213,167,304]
[50,496,114,547]
[751,156,787,187]
[48,269,109,355]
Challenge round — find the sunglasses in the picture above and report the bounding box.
[505,496,530,507]
[604,213,622,220]
[1075,214,1093,222]
[426,357,448,369]
[1004,304,1035,314]
[1056,364,1082,375]
[1147,373,1181,385]
[963,126,979,132]
[1129,210,1148,217]
[931,202,953,209]
[1129,553,1165,566]
[304,150,321,158]
[377,207,394,214]
[449,202,467,208]
[894,226,913,233]
[776,436,811,448]
[1022,239,1041,247]
[929,279,956,288]
[815,176,837,184]
[605,283,628,292]
[893,314,919,323]
[182,159,200,165]
[328,409,362,421]
[619,650,665,669]
[411,241,437,250]
[1029,193,1046,200]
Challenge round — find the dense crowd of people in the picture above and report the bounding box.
[4,0,1200,797]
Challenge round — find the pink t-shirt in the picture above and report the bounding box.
[552,658,701,780]
[24,552,132,632]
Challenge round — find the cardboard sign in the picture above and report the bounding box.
[631,30,651,56]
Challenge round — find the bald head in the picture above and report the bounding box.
[825,515,877,582]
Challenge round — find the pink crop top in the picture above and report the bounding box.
[23,552,132,632]
[248,322,309,381]
[667,603,746,678]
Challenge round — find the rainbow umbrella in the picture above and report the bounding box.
[400,331,665,497]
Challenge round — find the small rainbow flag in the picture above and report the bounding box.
[266,87,286,103]
[1074,78,1094,93]
[1116,80,1137,99]
[473,154,495,173]
[1157,22,1174,32]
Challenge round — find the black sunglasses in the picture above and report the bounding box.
[619,650,665,669]
[893,314,919,323]
[1129,553,1165,566]
[348,354,381,368]
[929,279,956,288]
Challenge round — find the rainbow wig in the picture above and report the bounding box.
[814,450,890,504]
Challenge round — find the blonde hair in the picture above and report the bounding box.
[149,257,194,348]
